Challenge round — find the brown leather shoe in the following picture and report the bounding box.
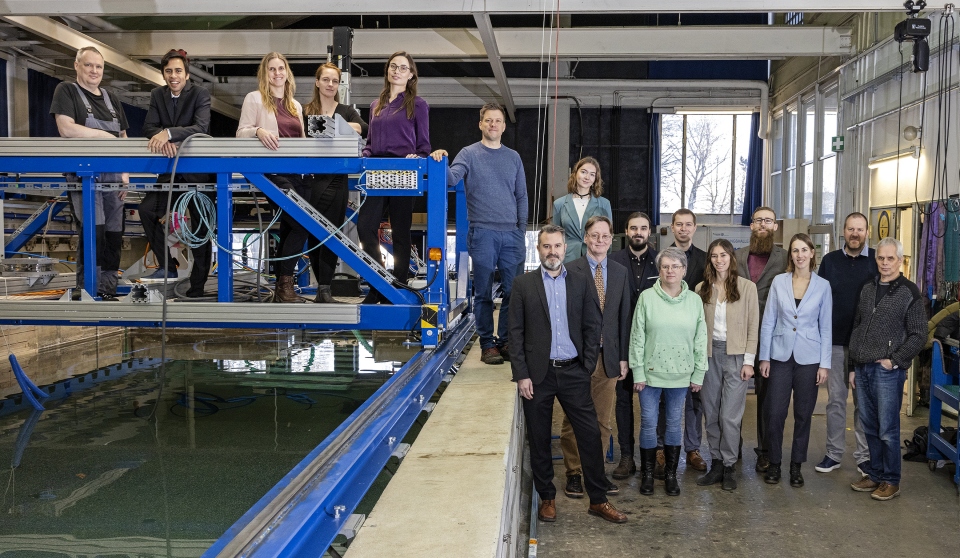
[587,501,627,524]
[274,275,302,303]
[851,477,880,492]
[654,448,666,480]
[481,347,504,365]
[686,449,707,471]
[870,482,900,500]
[612,454,636,480]
[537,499,556,522]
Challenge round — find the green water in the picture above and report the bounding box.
[0,330,417,557]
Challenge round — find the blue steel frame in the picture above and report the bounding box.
[3,197,68,257]
[0,152,467,345]
[204,314,475,557]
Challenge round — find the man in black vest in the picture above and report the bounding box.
[139,49,214,298]
[608,211,658,479]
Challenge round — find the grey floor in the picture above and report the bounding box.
[536,384,959,557]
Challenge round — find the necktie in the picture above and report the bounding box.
[172,96,179,112]
[594,264,605,309]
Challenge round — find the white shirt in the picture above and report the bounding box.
[573,196,589,224]
[713,297,755,366]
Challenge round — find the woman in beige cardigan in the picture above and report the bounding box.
[694,238,759,491]
[237,52,307,302]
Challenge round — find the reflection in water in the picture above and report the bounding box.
[0,329,415,557]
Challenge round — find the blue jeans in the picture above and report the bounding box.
[639,386,687,449]
[468,226,525,350]
[855,362,907,485]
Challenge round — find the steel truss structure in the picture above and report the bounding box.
[0,136,469,347]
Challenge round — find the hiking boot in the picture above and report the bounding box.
[722,465,737,491]
[764,462,781,484]
[481,347,504,365]
[789,462,804,487]
[686,449,707,471]
[612,454,636,480]
[851,477,880,492]
[654,448,666,480]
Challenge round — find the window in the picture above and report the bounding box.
[784,104,798,218]
[659,113,753,217]
[819,86,839,223]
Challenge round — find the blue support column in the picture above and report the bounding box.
[216,173,234,302]
[421,156,448,347]
[80,174,97,295]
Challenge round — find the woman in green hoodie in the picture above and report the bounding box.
[629,246,708,497]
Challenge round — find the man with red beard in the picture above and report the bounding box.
[735,206,788,472]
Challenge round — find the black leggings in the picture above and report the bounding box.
[357,195,414,285]
[306,175,349,286]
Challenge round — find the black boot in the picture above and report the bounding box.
[764,462,782,484]
[664,445,681,496]
[314,285,341,303]
[722,465,737,491]
[789,462,804,487]
[697,460,724,486]
[638,448,655,496]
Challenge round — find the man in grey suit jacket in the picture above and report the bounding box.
[510,224,626,524]
[734,206,788,472]
[558,216,631,499]
[139,49,214,297]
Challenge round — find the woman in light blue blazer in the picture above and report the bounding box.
[758,233,832,488]
[552,156,613,263]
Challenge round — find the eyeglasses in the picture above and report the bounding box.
[388,63,410,73]
[752,218,775,225]
[660,264,685,271]
[587,233,612,241]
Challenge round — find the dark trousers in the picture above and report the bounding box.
[140,175,214,296]
[357,195,415,286]
[754,373,770,457]
[305,176,349,286]
[763,355,820,465]
[615,370,635,457]
[523,361,608,505]
[268,174,313,277]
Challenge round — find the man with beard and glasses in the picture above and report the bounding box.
[813,212,877,476]
[510,224,627,524]
[735,206,788,472]
[609,212,658,479]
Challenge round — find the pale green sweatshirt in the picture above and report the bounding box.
[628,279,708,387]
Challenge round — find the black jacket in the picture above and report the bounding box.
[509,267,602,385]
[849,274,927,369]
[609,246,658,322]
[567,256,632,378]
[142,81,211,142]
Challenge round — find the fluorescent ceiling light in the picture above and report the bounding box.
[868,146,921,169]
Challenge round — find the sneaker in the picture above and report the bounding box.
[564,474,584,498]
[857,460,871,478]
[605,480,620,496]
[815,456,842,473]
[142,268,178,280]
[480,347,504,365]
[851,477,880,492]
[870,482,900,501]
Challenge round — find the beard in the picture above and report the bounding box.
[541,256,562,271]
[749,231,774,255]
[628,236,648,251]
[846,235,864,251]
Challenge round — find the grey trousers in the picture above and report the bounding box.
[69,188,124,294]
[825,345,870,464]
[702,341,749,467]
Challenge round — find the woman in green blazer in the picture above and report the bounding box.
[552,156,613,262]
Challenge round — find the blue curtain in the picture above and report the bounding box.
[28,69,61,137]
[649,113,661,227]
[741,112,764,226]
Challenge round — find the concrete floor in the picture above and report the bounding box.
[537,386,958,557]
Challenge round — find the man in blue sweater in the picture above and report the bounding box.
[431,103,529,364]
[814,212,878,476]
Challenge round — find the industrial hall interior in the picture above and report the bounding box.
[0,1,957,557]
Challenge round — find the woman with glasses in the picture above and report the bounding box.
[237,52,307,303]
[552,156,613,263]
[759,233,832,488]
[302,62,368,303]
[629,246,708,496]
[694,239,759,491]
[358,51,430,303]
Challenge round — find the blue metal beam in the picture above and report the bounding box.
[3,198,68,257]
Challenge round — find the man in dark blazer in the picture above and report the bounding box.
[734,205,788,472]
[558,216,632,499]
[510,224,626,524]
[139,48,213,297]
[608,211,658,479]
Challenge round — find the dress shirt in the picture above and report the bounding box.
[542,266,578,360]
[586,255,607,291]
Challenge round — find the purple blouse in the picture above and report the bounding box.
[362,93,430,158]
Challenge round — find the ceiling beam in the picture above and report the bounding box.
[86,26,854,61]
[0,15,241,119]
[473,13,515,122]
[0,1,908,16]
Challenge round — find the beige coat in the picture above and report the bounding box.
[236,91,306,138]
[696,276,760,358]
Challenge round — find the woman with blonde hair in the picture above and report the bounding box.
[237,52,308,302]
[302,63,368,303]
[695,238,759,491]
[552,156,613,262]
[358,51,430,304]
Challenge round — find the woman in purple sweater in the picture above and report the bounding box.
[358,51,430,304]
